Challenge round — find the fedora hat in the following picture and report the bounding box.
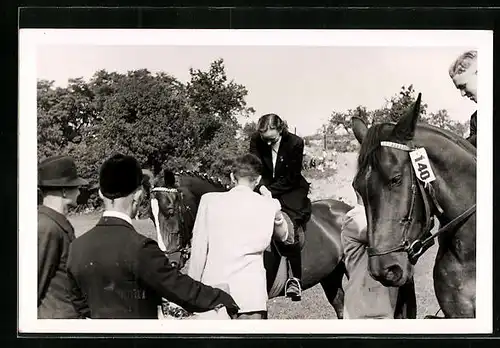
[38,155,88,188]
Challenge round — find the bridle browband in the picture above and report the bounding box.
[366,141,476,264]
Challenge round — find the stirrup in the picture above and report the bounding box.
[285,277,302,301]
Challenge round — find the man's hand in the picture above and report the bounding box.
[218,291,240,318]
[259,185,272,198]
[259,186,282,214]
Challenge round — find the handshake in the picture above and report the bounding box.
[259,186,284,224]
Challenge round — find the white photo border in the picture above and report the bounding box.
[19,29,493,334]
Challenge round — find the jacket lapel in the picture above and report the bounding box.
[259,138,274,172]
[275,133,289,175]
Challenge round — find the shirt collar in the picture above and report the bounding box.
[272,136,282,151]
[103,210,133,225]
[231,185,254,192]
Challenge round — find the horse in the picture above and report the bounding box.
[350,93,476,318]
[143,170,351,319]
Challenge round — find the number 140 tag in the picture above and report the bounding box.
[409,148,436,184]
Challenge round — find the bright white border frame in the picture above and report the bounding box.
[19,29,493,334]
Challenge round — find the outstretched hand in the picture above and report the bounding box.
[259,186,282,214]
[259,185,272,198]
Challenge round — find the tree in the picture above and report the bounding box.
[321,85,469,153]
[422,109,469,138]
[241,121,257,143]
[383,84,428,123]
[37,79,100,160]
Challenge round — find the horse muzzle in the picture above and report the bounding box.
[369,256,408,287]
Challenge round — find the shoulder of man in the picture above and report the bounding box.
[38,206,73,235]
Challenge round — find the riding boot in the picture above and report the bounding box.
[283,224,303,301]
[285,241,303,301]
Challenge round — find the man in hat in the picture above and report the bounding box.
[66,153,240,319]
[38,155,88,318]
[449,50,477,147]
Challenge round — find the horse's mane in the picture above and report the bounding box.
[174,170,230,191]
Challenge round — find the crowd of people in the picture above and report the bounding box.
[38,50,477,320]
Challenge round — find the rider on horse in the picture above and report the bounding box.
[449,50,477,147]
[250,113,312,301]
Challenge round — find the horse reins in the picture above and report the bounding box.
[366,141,476,265]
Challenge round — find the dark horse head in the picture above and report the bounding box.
[142,169,229,269]
[351,94,476,289]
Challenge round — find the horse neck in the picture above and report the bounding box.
[181,175,227,204]
[416,127,476,230]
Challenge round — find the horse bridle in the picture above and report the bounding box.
[150,186,191,267]
[366,141,476,264]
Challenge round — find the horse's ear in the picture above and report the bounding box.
[141,169,154,186]
[163,169,176,188]
[351,116,368,144]
[392,93,422,140]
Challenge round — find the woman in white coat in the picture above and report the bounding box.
[187,154,293,319]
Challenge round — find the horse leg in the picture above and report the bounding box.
[434,250,476,318]
[320,261,347,319]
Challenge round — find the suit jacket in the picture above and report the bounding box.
[468,111,477,147]
[341,204,416,319]
[66,216,238,319]
[38,205,80,318]
[249,131,312,226]
[187,186,287,313]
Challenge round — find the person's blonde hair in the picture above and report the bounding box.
[449,50,477,78]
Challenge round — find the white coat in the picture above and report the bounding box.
[187,185,287,313]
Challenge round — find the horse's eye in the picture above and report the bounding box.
[389,175,402,187]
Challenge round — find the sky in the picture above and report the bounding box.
[37,45,477,136]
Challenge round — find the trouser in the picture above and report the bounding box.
[276,218,303,285]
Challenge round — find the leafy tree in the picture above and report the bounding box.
[382,84,428,123]
[322,84,471,152]
[422,109,469,137]
[38,58,255,198]
[241,121,257,143]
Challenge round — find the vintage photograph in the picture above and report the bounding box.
[19,29,492,334]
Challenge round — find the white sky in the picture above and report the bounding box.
[37,45,476,136]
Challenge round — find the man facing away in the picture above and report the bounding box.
[66,153,239,319]
[38,155,88,318]
[449,50,477,147]
[188,154,294,319]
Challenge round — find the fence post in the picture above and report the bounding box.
[323,125,327,150]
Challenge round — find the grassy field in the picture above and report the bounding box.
[68,151,440,319]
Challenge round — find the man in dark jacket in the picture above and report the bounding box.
[249,113,312,301]
[66,153,239,319]
[38,155,89,318]
[449,50,477,147]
